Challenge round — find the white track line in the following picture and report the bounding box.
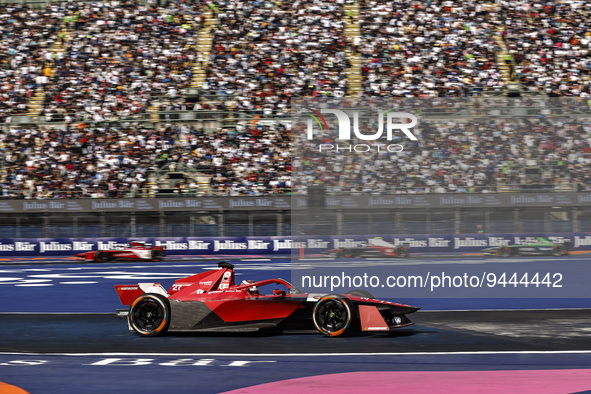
[240,259,271,261]
[1,351,591,357]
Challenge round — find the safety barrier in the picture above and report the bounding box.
[0,233,589,257]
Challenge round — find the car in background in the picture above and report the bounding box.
[324,238,410,258]
[114,262,419,337]
[481,237,569,257]
[76,241,165,262]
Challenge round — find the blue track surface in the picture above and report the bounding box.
[2,353,591,394]
[1,257,590,313]
[1,256,590,393]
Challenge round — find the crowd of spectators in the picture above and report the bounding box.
[0,122,290,198]
[204,0,350,117]
[359,0,503,97]
[0,4,63,123]
[3,0,591,123]
[0,124,164,198]
[201,123,291,195]
[3,101,591,199]
[3,1,591,199]
[500,1,591,96]
[39,0,205,123]
[295,104,591,194]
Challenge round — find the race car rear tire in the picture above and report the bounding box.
[129,294,171,337]
[313,295,354,337]
[151,251,164,262]
[93,251,105,262]
[397,249,409,258]
[339,249,355,258]
[552,245,567,256]
[500,247,511,257]
[345,289,375,299]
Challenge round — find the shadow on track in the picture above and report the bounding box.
[1,309,590,355]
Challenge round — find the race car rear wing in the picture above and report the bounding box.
[114,283,169,305]
[115,262,235,305]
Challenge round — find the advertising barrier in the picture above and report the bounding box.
[0,233,590,257]
[1,193,591,213]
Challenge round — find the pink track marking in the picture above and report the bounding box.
[222,369,591,394]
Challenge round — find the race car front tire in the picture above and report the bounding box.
[129,294,171,337]
[313,295,354,337]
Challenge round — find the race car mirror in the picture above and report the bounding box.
[273,289,287,298]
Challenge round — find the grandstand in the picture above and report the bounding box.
[0,0,591,237]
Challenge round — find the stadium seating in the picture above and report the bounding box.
[1,0,590,198]
[359,0,503,97]
[205,0,350,117]
[0,4,62,122]
[501,1,591,96]
[38,0,204,122]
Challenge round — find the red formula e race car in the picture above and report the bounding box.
[76,241,165,262]
[114,262,419,337]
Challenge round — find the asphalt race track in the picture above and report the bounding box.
[1,309,591,393]
[1,257,591,393]
[2,309,591,354]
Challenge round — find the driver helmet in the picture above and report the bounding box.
[241,279,259,295]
